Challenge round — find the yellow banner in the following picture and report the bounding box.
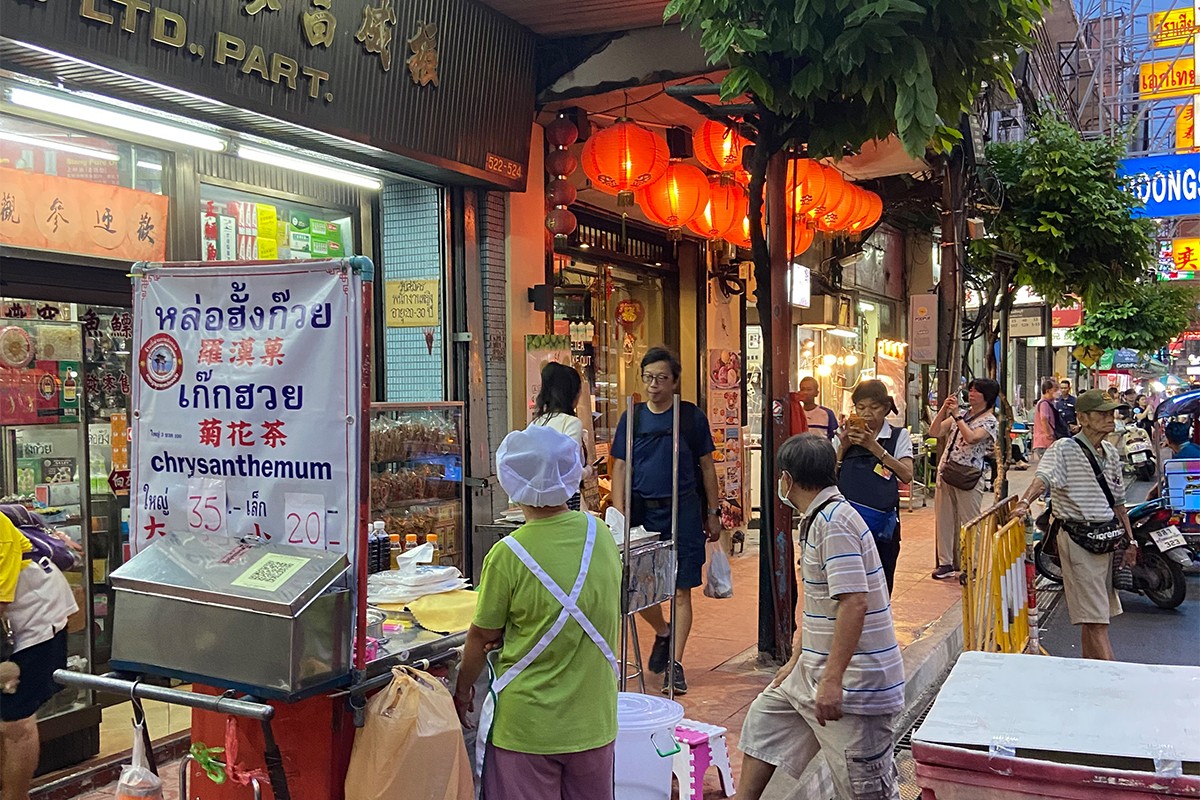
[1139,57,1196,100]
[384,279,440,328]
[1171,238,1199,273]
[1179,101,1196,152]
[1151,7,1196,48]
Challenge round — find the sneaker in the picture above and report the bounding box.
[647,634,671,674]
[661,662,687,696]
[932,565,957,580]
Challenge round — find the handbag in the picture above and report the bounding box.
[847,500,899,543]
[1059,438,1125,555]
[0,505,80,572]
[940,413,985,491]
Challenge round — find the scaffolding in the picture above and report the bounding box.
[1068,0,1197,155]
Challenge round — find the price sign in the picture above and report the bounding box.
[284,492,328,550]
[186,477,228,537]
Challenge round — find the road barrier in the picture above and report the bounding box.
[960,496,1041,654]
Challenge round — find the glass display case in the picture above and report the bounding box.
[368,403,466,574]
[0,317,100,769]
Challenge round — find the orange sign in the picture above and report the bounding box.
[0,167,168,261]
[1179,102,1196,152]
[1139,57,1196,100]
[1150,7,1196,48]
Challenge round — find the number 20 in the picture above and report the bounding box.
[287,511,322,546]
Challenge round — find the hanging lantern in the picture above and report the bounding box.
[580,119,667,206]
[693,120,748,179]
[805,165,844,223]
[638,162,709,238]
[544,112,580,241]
[687,178,746,240]
[790,158,827,217]
[790,220,815,255]
[817,181,860,232]
[727,215,753,248]
[848,191,883,233]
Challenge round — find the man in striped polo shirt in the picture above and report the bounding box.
[1014,389,1133,661]
[738,434,904,800]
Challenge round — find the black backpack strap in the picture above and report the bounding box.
[1073,437,1116,508]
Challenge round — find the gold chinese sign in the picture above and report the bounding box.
[1169,238,1200,276]
[1179,102,1196,153]
[384,279,440,328]
[74,0,437,104]
[1150,7,1196,49]
[0,167,169,261]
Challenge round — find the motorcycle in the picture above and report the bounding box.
[1033,498,1194,609]
[1123,425,1157,483]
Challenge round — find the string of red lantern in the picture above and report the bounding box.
[544,113,579,241]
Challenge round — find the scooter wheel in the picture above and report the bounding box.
[1143,551,1187,610]
[1034,539,1063,584]
[1136,464,1155,483]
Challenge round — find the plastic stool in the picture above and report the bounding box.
[672,719,735,799]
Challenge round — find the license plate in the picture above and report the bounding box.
[1133,453,1147,463]
[1149,525,1187,551]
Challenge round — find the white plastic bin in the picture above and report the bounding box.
[614,692,685,800]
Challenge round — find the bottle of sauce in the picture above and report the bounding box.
[426,533,440,565]
[404,533,418,552]
[389,533,401,570]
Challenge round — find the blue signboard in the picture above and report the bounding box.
[1118,153,1200,219]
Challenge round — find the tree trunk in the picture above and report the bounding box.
[937,150,964,407]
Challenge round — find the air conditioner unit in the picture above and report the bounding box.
[796,294,856,330]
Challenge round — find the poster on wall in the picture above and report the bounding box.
[909,294,938,365]
[875,351,908,426]
[129,260,364,556]
[524,334,572,421]
[707,349,744,530]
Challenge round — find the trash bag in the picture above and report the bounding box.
[703,542,734,599]
[116,718,163,800]
[345,666,474,800]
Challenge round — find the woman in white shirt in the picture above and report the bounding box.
[528,362,590,509]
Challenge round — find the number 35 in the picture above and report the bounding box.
[188,494,223,532]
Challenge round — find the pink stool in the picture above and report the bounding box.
[672,719,735,800]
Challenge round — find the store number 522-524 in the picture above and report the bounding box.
[187,478,228,537]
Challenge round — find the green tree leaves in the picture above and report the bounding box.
[1074,281,1200,353]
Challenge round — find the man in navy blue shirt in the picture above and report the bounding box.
[1055,380,1078,433]
[611,347,721,695]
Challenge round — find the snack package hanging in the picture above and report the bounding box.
[703,541,734,598]
[115,718,163,800]
[344,666,474,800]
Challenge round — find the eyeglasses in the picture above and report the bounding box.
[641,373,672,385]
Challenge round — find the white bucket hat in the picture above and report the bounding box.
[497,426,583,508]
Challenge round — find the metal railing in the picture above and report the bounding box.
[960,497,1042,655]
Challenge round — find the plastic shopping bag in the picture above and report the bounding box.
[345,666,474,800]
[115,719,163,800]
[704,541,734,599]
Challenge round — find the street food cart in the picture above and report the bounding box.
[54,258,469,800]
[913,652,1200,798]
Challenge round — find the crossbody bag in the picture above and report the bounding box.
[941,412,986,491]
[1058,438,1126,555]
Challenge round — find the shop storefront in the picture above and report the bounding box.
[2,0,534,775]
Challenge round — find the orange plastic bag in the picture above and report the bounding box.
[344,666,474,800]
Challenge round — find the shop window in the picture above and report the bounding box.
[0,114,165,194]
[200,184,353,263]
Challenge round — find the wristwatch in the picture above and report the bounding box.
[707,508,720,517]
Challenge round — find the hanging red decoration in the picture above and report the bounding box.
[727,215,753,248]
[805,165,844,222]
[580,119,667,206]
[693,120,748,177]
[687,178,747,240]
[790,220,815,255]
[790,158,827,217]
[637,162,709,238]
[544,112,580,241]
[817,179,860,231]
[848,191,883,233]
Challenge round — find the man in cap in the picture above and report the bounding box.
[1013,390,1133,660]
[454,425,621,799]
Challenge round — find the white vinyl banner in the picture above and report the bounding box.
[129,261,363,555]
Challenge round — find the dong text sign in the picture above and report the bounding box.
[129,260,363,555]
[1119,153,1200,219]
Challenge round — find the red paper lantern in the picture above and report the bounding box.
[727,215,753,248]
[581,119,667,205]
[790,159,827,217]
[693,120,748,176]
[548,178,577,207]
[791,220,815,255]
[545,116,579,148]
[817,180,860,231]
[687,178,747,240]
[546,149,578,177]
[546,207,577,239]
[638,162,710,236]
[806,166,844,222]
[848,191,883,233]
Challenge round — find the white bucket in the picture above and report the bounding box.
[613,692,685,800]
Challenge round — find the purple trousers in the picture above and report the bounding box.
[481,742,615,800]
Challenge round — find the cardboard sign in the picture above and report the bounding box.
[385,279,440,328]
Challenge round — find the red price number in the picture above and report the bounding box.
[188,493,225,533]
[286,511,324,547]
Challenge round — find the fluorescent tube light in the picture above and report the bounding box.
[237,145,382,190]
[8,87,227,152]
[0,131,119,161]
[136,160,163,171]
[828,327,859,339]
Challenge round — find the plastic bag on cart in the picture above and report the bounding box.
[704,542,734,599]
[345,666,474,800]
[115,719,163,800]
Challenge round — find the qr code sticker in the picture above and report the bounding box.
[231,554,310,592]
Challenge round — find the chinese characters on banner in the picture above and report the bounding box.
[129,261,363,555]
[707,349,744,530]
[0,167,168,261]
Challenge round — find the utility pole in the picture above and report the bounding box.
[937,149,964,406]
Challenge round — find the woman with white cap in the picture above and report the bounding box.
[453,425,621,799]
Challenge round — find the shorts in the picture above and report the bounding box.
[1058,532,1121,625]
[633,492,706,590]
[1,629,68,722]
[740,670,900,800]
[481,742,614,800]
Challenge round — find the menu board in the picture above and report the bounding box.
[707,349,744,530]
[129,261,364,556]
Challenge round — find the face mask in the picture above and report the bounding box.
[777,475,799,511]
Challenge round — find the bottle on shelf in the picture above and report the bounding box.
[370,521,387,574]
[389,534,401,570]
[426,533,440,565]
[404,533,418,552]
